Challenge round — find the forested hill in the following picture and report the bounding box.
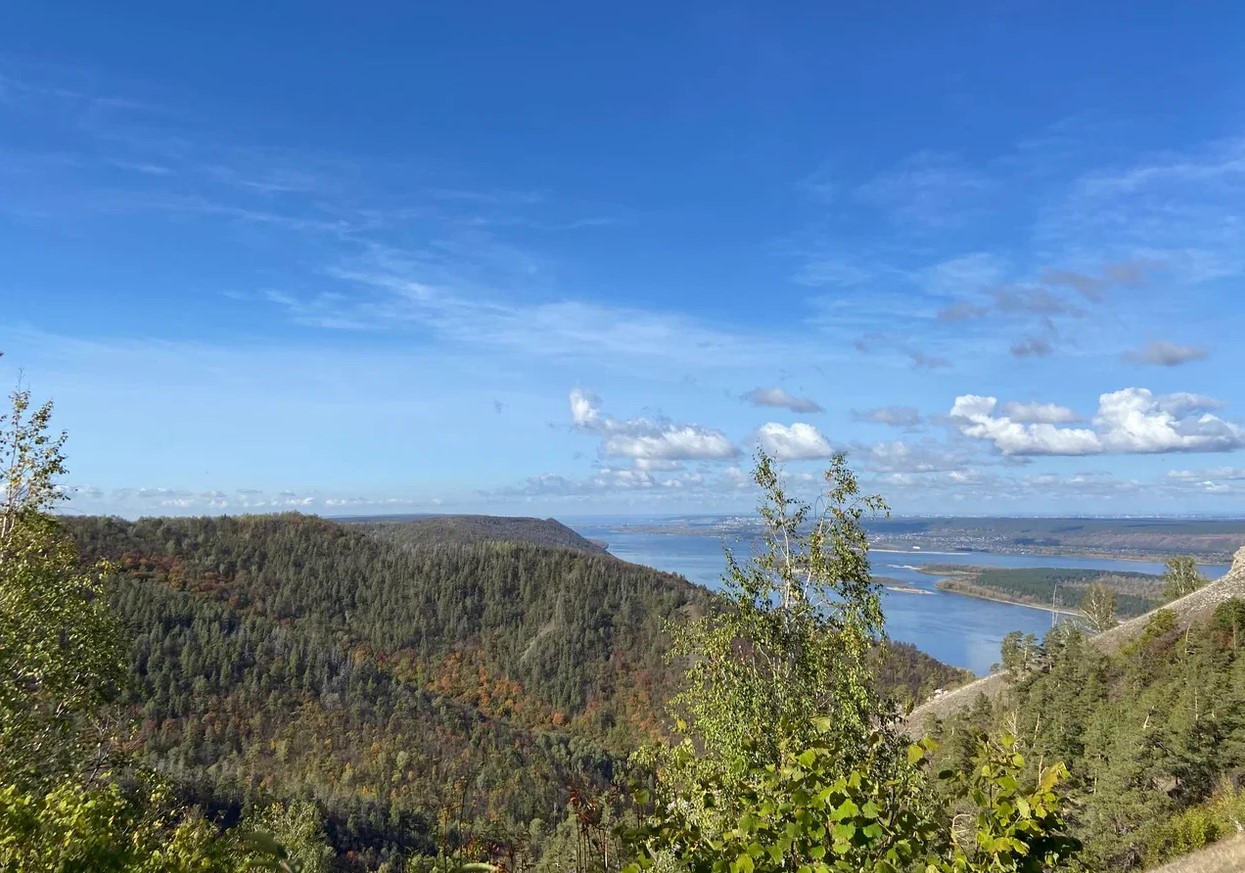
[67,513,706,868]
[344,513,608,554]
[65,513,963,869]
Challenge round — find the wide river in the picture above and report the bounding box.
[568,519,1230,676]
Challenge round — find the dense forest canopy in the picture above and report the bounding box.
[49,509,962,869]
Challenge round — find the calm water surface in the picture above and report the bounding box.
[569,519,1230,676]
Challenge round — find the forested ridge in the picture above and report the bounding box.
[351,514,609,555]
[923,581,1245,870]
[63,513,704,869]
[60,511,965,869]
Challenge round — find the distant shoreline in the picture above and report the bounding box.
[933,580,1083,617]
[872,546,1229,569]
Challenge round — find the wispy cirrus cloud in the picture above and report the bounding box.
[268,266,802,371]
[857,151,994,228]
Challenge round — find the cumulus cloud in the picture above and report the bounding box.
[1002,402,1081,424]
[1125,340,1209,367]
[853,406,924,428]
[602,429,738,461]
[756,422,835,461]
[950,388,1245,456]
[568,388,739,462]
[1094,388,1241,453]
[742,386,824,413]
[950,395,1102,456]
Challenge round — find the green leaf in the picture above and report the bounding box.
[830,799,859,821]
[831,822,856,843]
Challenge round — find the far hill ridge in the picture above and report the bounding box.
[346,513,609,554]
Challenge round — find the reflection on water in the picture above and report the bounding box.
[571,520,1230,677]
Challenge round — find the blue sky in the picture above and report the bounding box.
[3,1,1245,517]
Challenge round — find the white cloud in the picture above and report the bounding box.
[1001,402,1081,424]
[950,395,1102,456]
[1125,340,1209,367]
[601,428,738,462]
[742,386,824,413]
[1094,388,1242,453]
[950,389,1245,456]
[569,388,602,428]
[756,422,834,461]
[568,389,739,463]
